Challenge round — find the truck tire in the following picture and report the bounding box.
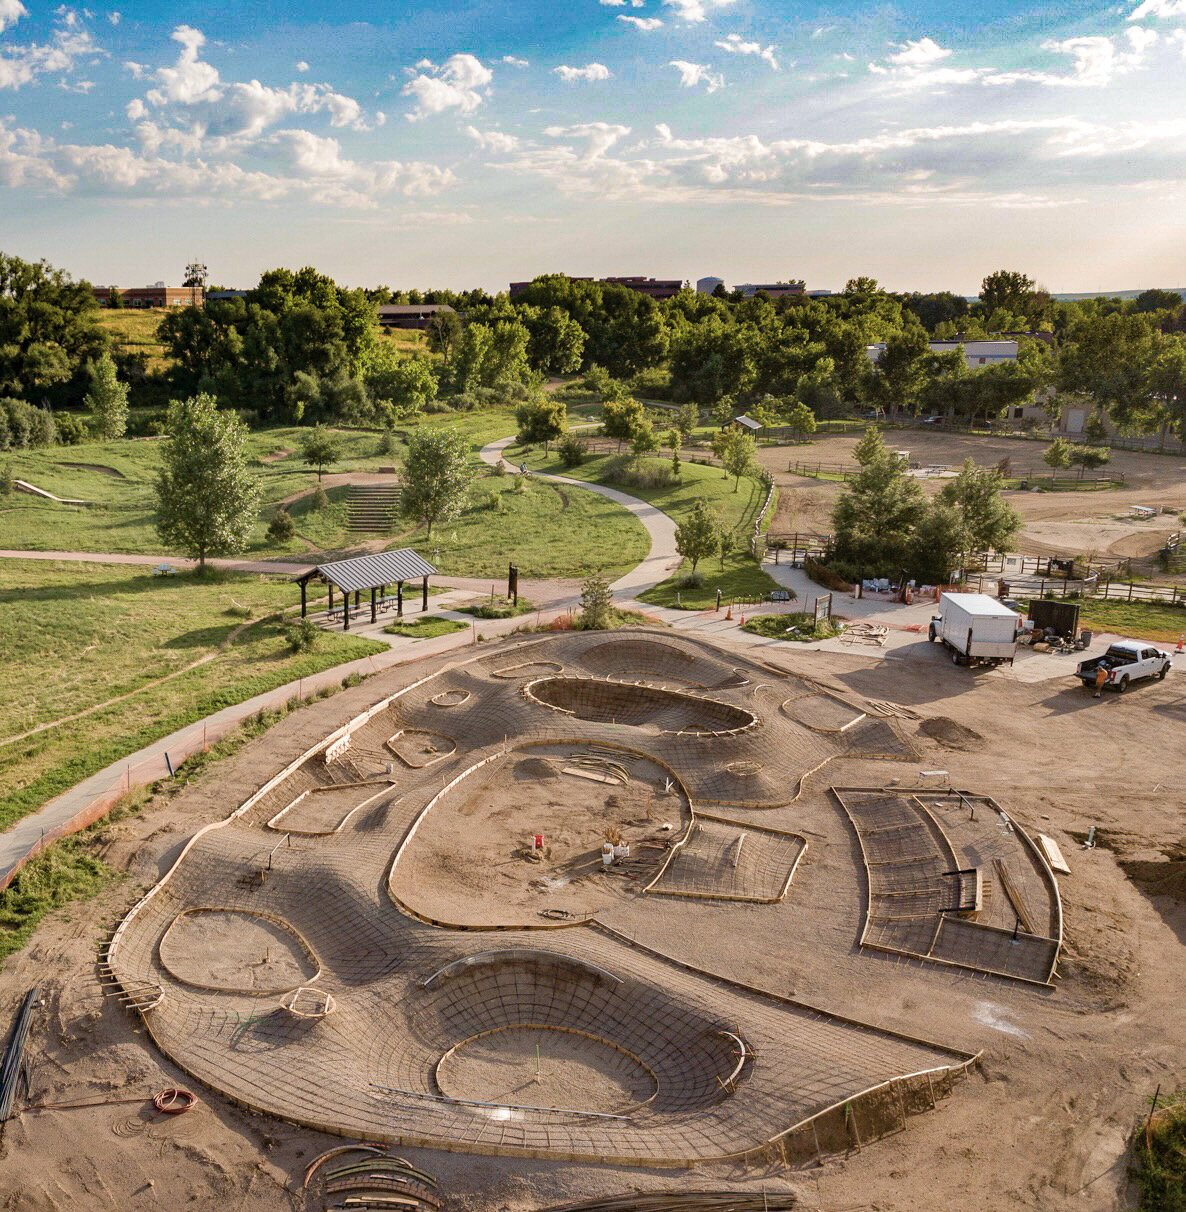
[1117,676,1129,693]
[1159,663,1169,680]
[928,625,936,642]
[952,651,963,666]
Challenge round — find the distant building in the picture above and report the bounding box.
[509,275,683,301]
[377,303,456,331]
[727,414,763,433]
[204,290,248,303]
[735,281,805,300]
[696,276,725,295]
[93,283,203,308]
[865,340,1019,371]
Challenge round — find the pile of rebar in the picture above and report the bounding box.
[0,987,38,1123]
[321,1154,442,1211]
[540,1194,796,1212]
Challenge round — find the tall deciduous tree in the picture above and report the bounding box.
[831,427,927,573]
[674,499,719,574]
[400,427,473,539]
[717,426,757,491]
[1043,437,1072,470]
[155,394,261,571]
[871,327,930,418]
[425,309,462,364]
[515,394,567,447]
[979,270,1035,317]
[936,458,1020,554]
[84,352,129,439]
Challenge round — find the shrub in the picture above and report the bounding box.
[311,485,329,511]
[0,463,12,495]
[511,475,528,495]
[377,429,395,455]
[266,508,296,543]
[804,557,856,592]
[55,412,89,445]
[489,459,507,477]
[482,488,504,512]
[283,617,320,652]
[557,434,588,468]
[604,455,679,491]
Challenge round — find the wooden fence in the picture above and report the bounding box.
[786,459,1124,490]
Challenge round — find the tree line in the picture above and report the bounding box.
[2,250,1185,451]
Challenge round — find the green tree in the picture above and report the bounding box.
[630,419,659,458]
[675,402,699,444]
[400,427,473,539]
[979,270,1035,317]
[300,425,340,480]
[84,352,129,439]
[831,426,927,573]
[1069,444,1110,478]
[909,500,968,585]
[786,400,817,443]
[717,524,736,571]
[601,395,648,449]
[425,309,462,363]
[155,394,261,571]
[515,394,567,448]
[107,287,124,310]
[844,277,881,296]
[666,427,681,478]
[717,426,757,491]
[1151,337,1186,438]
[674,498,718,573]
[0,252,108,408]
[266,507,295,543]
[522,306,585,374]
[1043,437,1072,471]
[936,458,1021,554]
[579,574,614,630]
[871,327,930,418]
[363,348,438,421]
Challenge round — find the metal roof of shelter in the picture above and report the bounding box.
[732,414,762,430]
[295,549,437,594]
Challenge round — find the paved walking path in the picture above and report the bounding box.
[479,437,682,596]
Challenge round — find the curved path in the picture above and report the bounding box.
[479,436,681,597]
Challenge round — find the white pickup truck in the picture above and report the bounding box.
[1076,640,1173,692]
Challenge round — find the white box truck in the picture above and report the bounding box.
[928,593,1022,667]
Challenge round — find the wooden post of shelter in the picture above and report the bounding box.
[422,575,429,612]
[300,580,307,618]
[370,587,377,624]
[397,582,403,617]
[328,582,334,614]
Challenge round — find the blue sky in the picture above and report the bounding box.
[0,0,1183,293]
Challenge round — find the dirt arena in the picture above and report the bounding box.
[0,627,1183,1212]
[763,431,1186,565]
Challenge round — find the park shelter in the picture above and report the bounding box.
[295,549,438,630]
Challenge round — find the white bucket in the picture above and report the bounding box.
[601,844,614,869]
[613,843,630,860]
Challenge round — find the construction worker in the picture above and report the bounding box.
[1093,664,1109,698]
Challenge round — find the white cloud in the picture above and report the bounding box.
[296,60,309,73]
[107,10,120,24]
[619,15,663,30]
[1129,0,1186,17]
[714,33,778,69]
[887,37,952,67]
[552,62,611,82]
[463,124,519,152]
[0,10,101,91]
[600,0,645,6]
[402,52,492,120]
[662,0,738,22]
[1171,29,1186,54]
[148,26,221,105]
[501,55,529,67]
[669,60,724,91]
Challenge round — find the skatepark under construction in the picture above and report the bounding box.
[103,628,1065,1169]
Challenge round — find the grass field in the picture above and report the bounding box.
[1075,599,1186,643]
[0,560,385,831]
[93,308,173,374]
[383,615,468,640]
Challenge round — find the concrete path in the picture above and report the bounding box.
[479,437,681,596]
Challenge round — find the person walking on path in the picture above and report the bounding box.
[1094,665,1109,697]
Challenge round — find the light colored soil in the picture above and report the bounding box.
[395,743,687,926]
[157,909,316,994]
[435,1026,656,1113]
[765,431,1186,564]
[1,636,1185,1211]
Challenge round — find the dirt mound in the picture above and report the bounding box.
[1121,858,1186,902]
[515,756,557,780]
[919,717,984,751]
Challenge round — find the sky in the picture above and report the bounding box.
[0,0,1184,294]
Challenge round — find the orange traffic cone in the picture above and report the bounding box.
[725,606,732,620]
[739,615,745,626]
[1177,634,1184,654]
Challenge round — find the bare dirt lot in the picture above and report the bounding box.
[764,431,1186,563]
[0,633,1184,1212]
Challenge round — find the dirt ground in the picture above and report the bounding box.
[396,744,687,926]
[1,635,1185,1211]
[764,431,1186,564]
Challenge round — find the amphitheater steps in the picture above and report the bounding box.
[347,482,402,533]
